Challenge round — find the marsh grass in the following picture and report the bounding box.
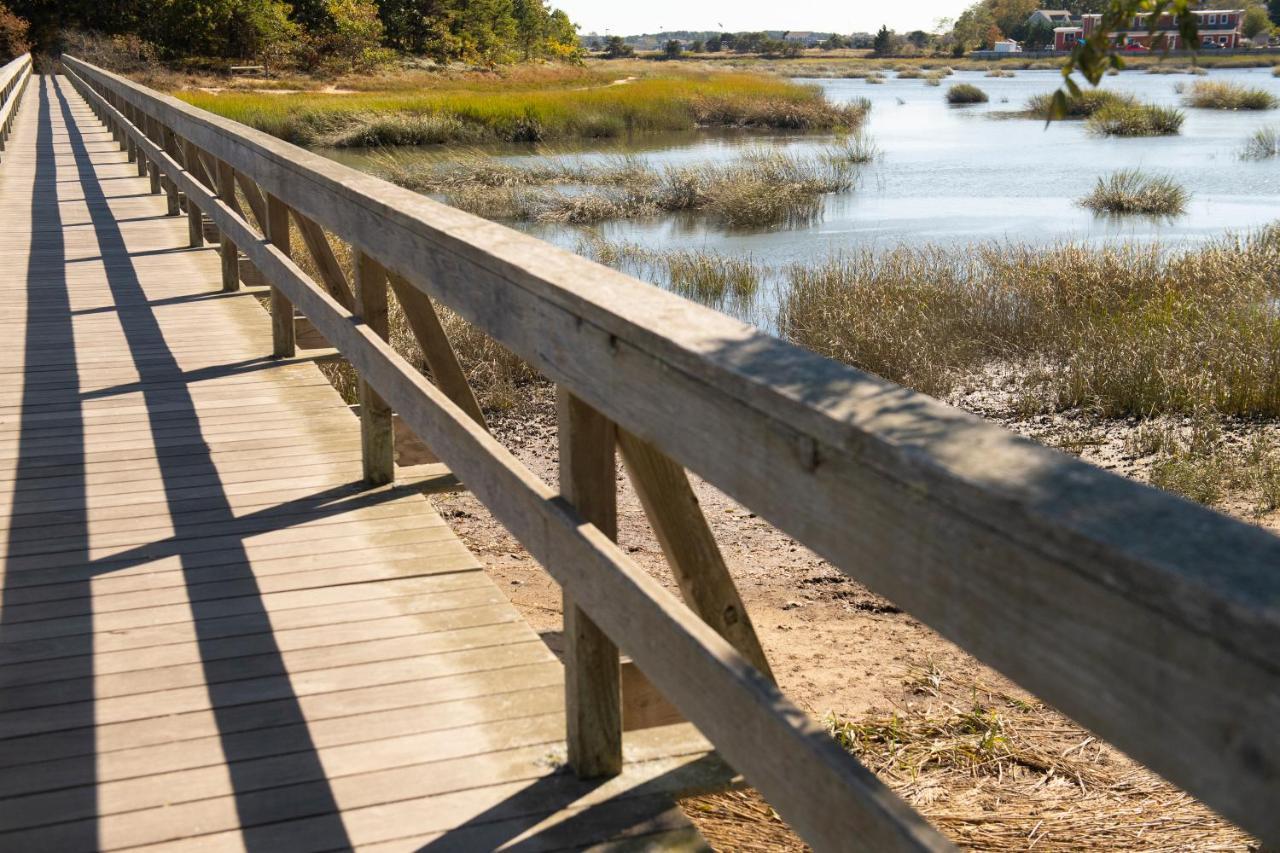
[1085,101,1184,136]
[946,83,988,104]
[1129,418,1280,512]
[180,70,868,147]
[379,148,858,227]
[577,236,764,317]
[1078,169,1188,216]
[1184,79,1278,110]
[776,228,1280,417]
[985,68,1016,78]
[1024,88,1132,118]
[1241,125,1280,159]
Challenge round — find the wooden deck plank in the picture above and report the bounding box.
[0,74,721,851]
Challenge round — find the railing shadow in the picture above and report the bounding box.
[0,73,98,851]
[0,75,354,849]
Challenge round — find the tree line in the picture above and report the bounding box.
[0,0,580,67]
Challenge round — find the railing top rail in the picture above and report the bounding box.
[62,55,1280,845]
[0,53,31,94]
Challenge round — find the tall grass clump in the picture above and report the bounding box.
[776,227,1280,417]
[1242,125,1280,159]
[1025,88,1132,118]
[1078,169,1188,216]
[577,237,764,318]
[1085,101,1184,136]
[1184,80,1278,110]
[946,83,988,104]
[985,68,1016,78]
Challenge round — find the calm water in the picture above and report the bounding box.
[328,67,1280,264]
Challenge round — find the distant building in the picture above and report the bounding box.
[1080,8,1244,49]
[1027,9,1076,29]
[783,31,824,46]
[993,39,1023,53]
[1054,26,1083,51]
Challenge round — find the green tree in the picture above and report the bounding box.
[1271,0,1280,27]
[662,38,681,59]
[1243,4,1272,38]
[872,24,893,55]
[704,33,721,51]
[602,34,632,58]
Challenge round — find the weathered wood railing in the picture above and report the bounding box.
[0,54,32,157]
[60,55,1280,849]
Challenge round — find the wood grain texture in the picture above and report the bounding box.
[558,389,623,779]
[388,270,487,429]
[56,52,1280,845]
[617,429,773,682]
[265,192,296,358]
[1,72,722,852]
[354,250,394,485]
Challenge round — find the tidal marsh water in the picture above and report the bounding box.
[326,67,1280,267]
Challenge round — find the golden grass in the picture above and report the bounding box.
[176,66,867,146]
[775,229,1280,417]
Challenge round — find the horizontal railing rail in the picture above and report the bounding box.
[59,55,1280,849]
[0,54,32,156]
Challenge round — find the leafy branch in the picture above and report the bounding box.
[1049,0,1200,118]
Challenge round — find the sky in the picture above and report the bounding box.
[556,0,971,37]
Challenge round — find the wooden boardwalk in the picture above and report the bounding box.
[0,75,720,852]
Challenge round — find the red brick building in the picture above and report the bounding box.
[1069,8,1244,51]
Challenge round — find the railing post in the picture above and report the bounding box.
[160,127,181,216]
[215,160,239,291]
[265,193,296,358]
[144,115,162,195]
[354,251,394,485]
[558,389,623,778]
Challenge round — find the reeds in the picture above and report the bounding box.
[577,236,764,317]
[1078,169,1189,215]
[379,148,860,227]
[775,228,1280,417]
[1242,125,1280,159]
[1085,101,1184,136]
[1183,79,1278,110]
[946,83,988,104]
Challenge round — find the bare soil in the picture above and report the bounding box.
[428,383,1267,851]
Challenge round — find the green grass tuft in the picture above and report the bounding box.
[946,83,988,104]
[1078,169,1188,216]
[1085,102,1184,136]
[1183,80,1278,110]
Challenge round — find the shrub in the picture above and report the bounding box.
[946,83,988,104]
[0,3,28,61]
[1077,169,1189,216]
[1085,102,1184,136]
[1184,80,1278,110]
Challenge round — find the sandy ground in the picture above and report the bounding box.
[427,383,1267,850]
